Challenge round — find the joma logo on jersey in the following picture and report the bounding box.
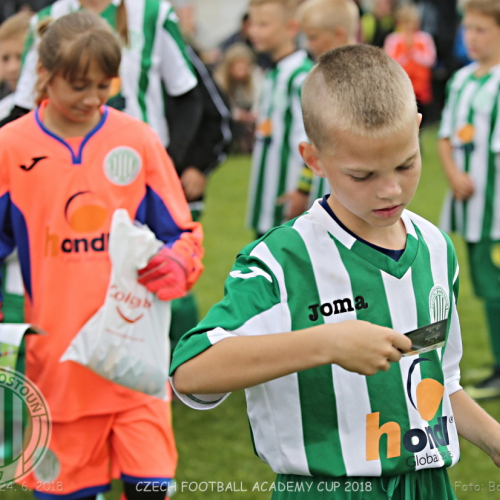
[366,358,450,461]
[45,191,109,257]
[308,296,368,321]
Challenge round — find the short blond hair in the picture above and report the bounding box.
[464,0,500,26]
[395,4,420,24]
[0,11,32,43]
[302,45,417,150]
[249,0,300,17]
[297,0,359,41]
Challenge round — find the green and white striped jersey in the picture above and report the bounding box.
[15,0,196,146]
[439,62,500,242]
[171,201,463,478]
[247,50,313,234]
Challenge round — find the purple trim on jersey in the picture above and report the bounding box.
[34,106,109,165]
[0,192,31,300]
[135,185,189,246]
[33,483,111,500]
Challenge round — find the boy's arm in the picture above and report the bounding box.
[171,237,411,399]
[450,389,500,467]
[173,320,412,395]
[438,137,474,200]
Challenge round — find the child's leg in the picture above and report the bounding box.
[19,415,114,499]
[465,241,500,399]
[110,399,177,500]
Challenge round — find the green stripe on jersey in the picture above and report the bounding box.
[163,7,195,75]
[335,240,413,475]
[268,228,345,477]
[138,0,160,122]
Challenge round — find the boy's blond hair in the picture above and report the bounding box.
[0,11,32,42]
[249,0,300,17]
[395,4,420,24]
[464,0,500,26]
[297,0,359,41]
[302,45,416,151]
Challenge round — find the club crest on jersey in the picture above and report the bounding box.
[429,285,449,323]
[104,147,142,186]
[308,296,368,321]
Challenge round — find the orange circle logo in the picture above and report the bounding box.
[64,192,107,233]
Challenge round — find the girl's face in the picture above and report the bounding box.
[43,59,112,125]
[229,58,251,82]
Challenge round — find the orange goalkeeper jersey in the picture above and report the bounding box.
[0,101,203,421]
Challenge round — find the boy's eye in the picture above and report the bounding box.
[351,173,372,182]
[397,162,414,171]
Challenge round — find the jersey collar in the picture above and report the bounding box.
[308,199,419,279]
[34,100,109,165]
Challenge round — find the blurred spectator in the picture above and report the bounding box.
[0,1,51,23]
[214,43,261,153]
[384,4,436,122]
[0,11,31,115]
[219,12,272,69]
[361,0,395,47]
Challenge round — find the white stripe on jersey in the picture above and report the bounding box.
[381,269,440,471]
[246,242,310,475]
[293,215,382,477]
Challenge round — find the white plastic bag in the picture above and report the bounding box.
[61,209,171,399]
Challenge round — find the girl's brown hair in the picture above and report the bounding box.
[214,43,255,101]
[36,11,121,105]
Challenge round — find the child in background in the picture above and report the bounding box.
[246,0,313,237]
[214,43,261,153]
[0,12,203,499]
[171,45,500,500]
[284,0,359,219]
[384,4,436,122]
[439,0,500,399]
[0,11,31,117]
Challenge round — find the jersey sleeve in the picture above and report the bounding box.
[159,4,197,97]
[14,13,41,110]
[170,240,282,409]
[490,91,500,152]
[437,74,456,140]
[442,241,463,395]
[135,125,203,286]
[0,136,17,303]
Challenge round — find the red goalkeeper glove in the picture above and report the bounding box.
[137,245,196,301]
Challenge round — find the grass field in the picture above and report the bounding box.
[6,126,500,499]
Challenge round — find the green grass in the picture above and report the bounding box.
[5,129,500,499]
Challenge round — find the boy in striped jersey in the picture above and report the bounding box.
[246,0,313,237]
[281,0,360,220]
[171,45,500,499]
[438,0,500,399]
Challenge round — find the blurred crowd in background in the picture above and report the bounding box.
[0,0,468,154]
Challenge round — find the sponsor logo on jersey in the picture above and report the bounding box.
[20,156,47,171]
[229,267,272,282]
[308,296,368,321]
[366,358,452,463]
[104,147,142,186]
[45,191,109,257]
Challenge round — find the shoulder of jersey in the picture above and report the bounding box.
[404,209,452,245]
[0,111,38,141]
[104,107,155,141]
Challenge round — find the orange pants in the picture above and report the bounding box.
[21,399,177,499]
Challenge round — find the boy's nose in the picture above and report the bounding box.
[377,180,402,200]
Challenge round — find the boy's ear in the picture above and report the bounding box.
[299,141,326,178]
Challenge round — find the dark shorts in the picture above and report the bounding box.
[272,468,457,500]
